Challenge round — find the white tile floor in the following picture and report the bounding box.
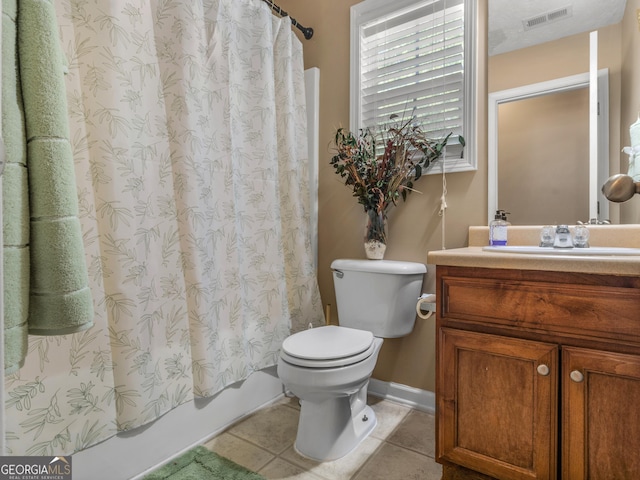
[203,395,442,480]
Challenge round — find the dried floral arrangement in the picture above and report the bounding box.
[330,113,462,246]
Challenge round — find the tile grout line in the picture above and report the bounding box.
[348,437,387,480]
[208,398,442,480]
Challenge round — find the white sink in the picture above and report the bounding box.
[482,246,640,256]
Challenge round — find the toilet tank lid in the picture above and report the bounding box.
[331,259,426,275]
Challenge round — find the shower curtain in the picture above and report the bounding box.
[4,0,323,456]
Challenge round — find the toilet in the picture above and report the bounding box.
[277,258,426,461]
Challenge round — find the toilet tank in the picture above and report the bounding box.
[331,259,426,338]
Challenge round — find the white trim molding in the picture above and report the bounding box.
[368,378,435,414]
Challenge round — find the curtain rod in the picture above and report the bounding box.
[261,0,314,40]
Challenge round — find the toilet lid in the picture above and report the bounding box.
[282,325,374,361]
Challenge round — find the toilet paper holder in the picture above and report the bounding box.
[416,293,436,320]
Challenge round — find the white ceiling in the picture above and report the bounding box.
[488,0,628,56]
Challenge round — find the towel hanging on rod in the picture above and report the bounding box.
[261,0,314,39]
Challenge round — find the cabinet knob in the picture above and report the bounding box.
[570,370,585,383]
[536,364,550,376]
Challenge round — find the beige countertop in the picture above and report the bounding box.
[427,225,640,276]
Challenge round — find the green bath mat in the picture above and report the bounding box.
[144,446,266,480]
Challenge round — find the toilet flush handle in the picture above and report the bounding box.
[333,269,344,279]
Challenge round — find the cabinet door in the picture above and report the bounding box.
[562,347,640,479]
[438,328,558,480]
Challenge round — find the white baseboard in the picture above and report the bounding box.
[368,378,435,414]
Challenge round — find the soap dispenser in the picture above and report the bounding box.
[489,210,509,246]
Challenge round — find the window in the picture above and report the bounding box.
[350,0,476,172]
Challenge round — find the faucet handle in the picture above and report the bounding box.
[539,226,555,247]
[573,225,590,248]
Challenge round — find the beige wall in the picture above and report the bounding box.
[498,89,590,225]
[277,0,488,393]
[489,23,622,95]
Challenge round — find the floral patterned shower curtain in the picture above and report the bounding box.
[4,0,323,456]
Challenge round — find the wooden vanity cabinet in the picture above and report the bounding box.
[435,266,640,480]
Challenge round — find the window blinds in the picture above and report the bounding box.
[358,0,465,158]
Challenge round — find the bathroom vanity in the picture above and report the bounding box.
[428,226,640,480]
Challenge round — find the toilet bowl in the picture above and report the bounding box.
[277,259,426,462]
[278,325,384,461]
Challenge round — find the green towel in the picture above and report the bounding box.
[3,0,94,373]
[19,0,94,334]
[3,0,29,374]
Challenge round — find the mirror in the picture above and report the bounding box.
[487,0,631,225]
[488,70,609,225]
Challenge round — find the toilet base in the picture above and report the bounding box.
[293,384,377,461]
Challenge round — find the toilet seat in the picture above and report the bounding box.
[281,325,375,368]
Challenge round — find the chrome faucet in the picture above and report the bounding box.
[553,225,573,248]
[540,224,590,248]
